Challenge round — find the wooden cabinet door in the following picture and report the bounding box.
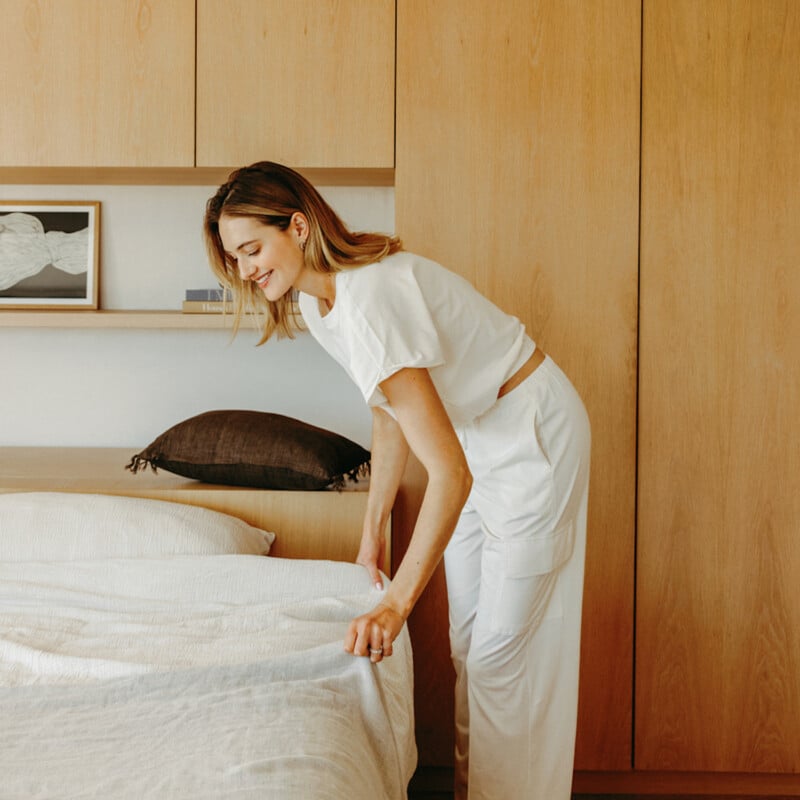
[637,0,800,771]
[196,0,395,169]
[0,0,194,167]
[396,0,641,770]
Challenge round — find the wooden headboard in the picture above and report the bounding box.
[0,447,387,573]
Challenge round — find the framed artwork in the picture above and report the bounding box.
[0,201,100,309]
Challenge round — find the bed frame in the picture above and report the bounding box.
[0,446,388,573]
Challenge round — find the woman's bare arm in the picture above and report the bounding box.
[344,367,472,661]
[357,407,410,589]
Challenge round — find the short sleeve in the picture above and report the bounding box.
[340,260,445,407]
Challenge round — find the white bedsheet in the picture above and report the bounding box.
[0,555,416,799]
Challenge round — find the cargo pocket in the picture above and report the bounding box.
[483,519,575,635]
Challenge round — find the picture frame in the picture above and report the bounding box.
[0,201,100,309]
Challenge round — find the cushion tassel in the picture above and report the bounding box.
[125,453,158,475]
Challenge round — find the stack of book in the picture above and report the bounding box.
[181,288,232,313]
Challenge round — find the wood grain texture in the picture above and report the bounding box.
[196,0,395,169]
[0,167,394,186]
[396,0,641,770]
[637,0,800,772]
[0,0,194,167]
[392,454,455,766]
[573,768,800,796]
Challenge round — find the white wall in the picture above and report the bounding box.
[1,183,394,449]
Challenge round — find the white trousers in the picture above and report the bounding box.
[444,356,591,800]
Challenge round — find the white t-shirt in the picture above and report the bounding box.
[298,251,535,427]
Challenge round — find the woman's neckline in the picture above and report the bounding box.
[318,272,339,323]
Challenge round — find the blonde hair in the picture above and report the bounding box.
[204,161,402,343]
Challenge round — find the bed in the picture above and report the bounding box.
[0,447,416,800]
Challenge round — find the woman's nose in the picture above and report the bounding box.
[237,257,256,281]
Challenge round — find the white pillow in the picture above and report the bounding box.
[0,492,275,561]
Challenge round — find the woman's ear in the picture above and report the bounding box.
[291,211,309,242]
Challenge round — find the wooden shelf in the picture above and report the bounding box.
[0,166,394,186]
[0,310,256,329]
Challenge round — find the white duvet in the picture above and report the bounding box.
[0,555,416,799]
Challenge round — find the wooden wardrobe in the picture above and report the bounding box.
[394,1,800,794]
[394,0,640,772]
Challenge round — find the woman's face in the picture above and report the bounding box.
[218,213,305,302]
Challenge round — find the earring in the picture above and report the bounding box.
[299,239,307,252]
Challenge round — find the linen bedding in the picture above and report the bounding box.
[0,493,416,799]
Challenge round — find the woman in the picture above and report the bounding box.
[204,161,591,800]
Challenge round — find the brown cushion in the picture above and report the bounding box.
[126,410,370,491]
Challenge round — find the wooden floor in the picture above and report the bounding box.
[570,796,800,800]
[410,795,800,800]
[408,778,800,800]
[408,767,800,799]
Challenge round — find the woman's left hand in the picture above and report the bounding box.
[344,602,405,663]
